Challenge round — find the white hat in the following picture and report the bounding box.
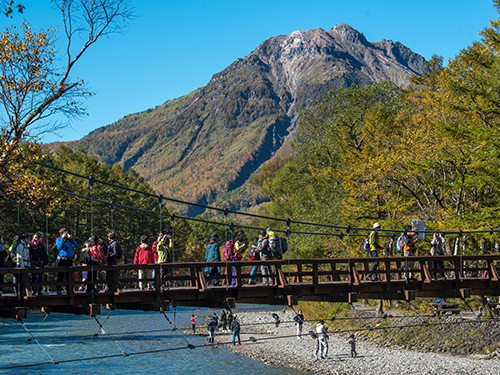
[373,222,381,229]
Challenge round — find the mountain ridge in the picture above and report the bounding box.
[48,24,428,215]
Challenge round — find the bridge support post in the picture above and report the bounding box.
[404,290,415,301]
[460,288,471,299]
[225,298,235,309]
[287,295,298,306]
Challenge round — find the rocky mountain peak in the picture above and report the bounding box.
[330,23,368,44]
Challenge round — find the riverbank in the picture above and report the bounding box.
[224,307,500,375]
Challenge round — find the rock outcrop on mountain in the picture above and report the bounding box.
[50,24,428,215]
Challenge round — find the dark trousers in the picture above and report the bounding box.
[106,262,117,290]
[56,259,73,291]
[206,267,220,286]
[367,251,379,280]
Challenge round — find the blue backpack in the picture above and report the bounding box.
[362,235,370,252]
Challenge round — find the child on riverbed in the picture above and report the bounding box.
[349,334,357,358]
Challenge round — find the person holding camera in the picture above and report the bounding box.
[157,233,173,289]
[55,229,77,295]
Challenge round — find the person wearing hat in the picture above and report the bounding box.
[205,233,221,286]
[366,222,382,281]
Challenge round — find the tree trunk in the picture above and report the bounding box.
[376,299,384,315]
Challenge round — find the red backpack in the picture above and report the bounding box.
[222,240,234,260]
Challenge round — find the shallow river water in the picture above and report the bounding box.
[0,305,315,374]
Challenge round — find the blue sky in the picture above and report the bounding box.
[2,0,498,143]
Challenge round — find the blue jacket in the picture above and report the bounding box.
[205,242,220,263]
[56,237,77,258]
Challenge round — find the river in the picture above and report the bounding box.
[0,305,316,374]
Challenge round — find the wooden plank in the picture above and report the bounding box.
[276,267,287,289]
[350,264,360,285]
[384,260,391,282]
[198,269,207,291]
[489,261,499,282]
[236,264,242,288]
[453,258,462,281]
[420,262,432,283]
[312,263,319,285]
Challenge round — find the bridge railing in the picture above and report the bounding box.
[1,255,499,297]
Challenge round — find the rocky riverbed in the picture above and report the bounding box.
[215,307,500,375]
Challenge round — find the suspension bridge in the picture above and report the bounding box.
[3,160,500,319]
[1,254,499,319]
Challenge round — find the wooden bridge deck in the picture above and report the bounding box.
[1,255,499,319]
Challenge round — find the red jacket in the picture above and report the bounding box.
[134,243,154,264]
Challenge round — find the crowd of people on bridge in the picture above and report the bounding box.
[0,220,453,296]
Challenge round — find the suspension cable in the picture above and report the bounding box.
[93,315,129,356]
[18,318,59,364]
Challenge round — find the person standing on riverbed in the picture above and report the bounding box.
[231,316,241,346]
[349,334,357,358]
[316,320,329,359]
[191,315,196,333]
[294,310,305,339]
[208,318,216,343]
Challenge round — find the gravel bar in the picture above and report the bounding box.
[216,308,500,375]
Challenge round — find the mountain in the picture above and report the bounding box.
[50,24,428,216]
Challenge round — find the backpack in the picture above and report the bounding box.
[396,235,404,252]
[248,244,259,261]
[113,242,123,260]
[222,240,234,260]
[362,235,371,252]
[268,234,282,259]
[280,238,288,255]
[91,244,106,263]
[9,237,20,254]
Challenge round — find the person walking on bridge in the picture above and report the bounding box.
[134,235,154,290]
[366,222,382,281]
[205,233,221,286]
[252,230,272,285]
[402,226,418,280]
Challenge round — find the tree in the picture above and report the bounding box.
[0,0,134,204]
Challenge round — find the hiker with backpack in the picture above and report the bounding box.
[55,229,77,295]
[267,228,283,260]
[105,231,123,292]
[29,233,48,295]
[205,233,221,286]
[251,230,272,285]
[366,222,382,281]
[231,315,241,346]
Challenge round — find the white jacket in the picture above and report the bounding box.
[316,323,327,337]
[16,242,30,267]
